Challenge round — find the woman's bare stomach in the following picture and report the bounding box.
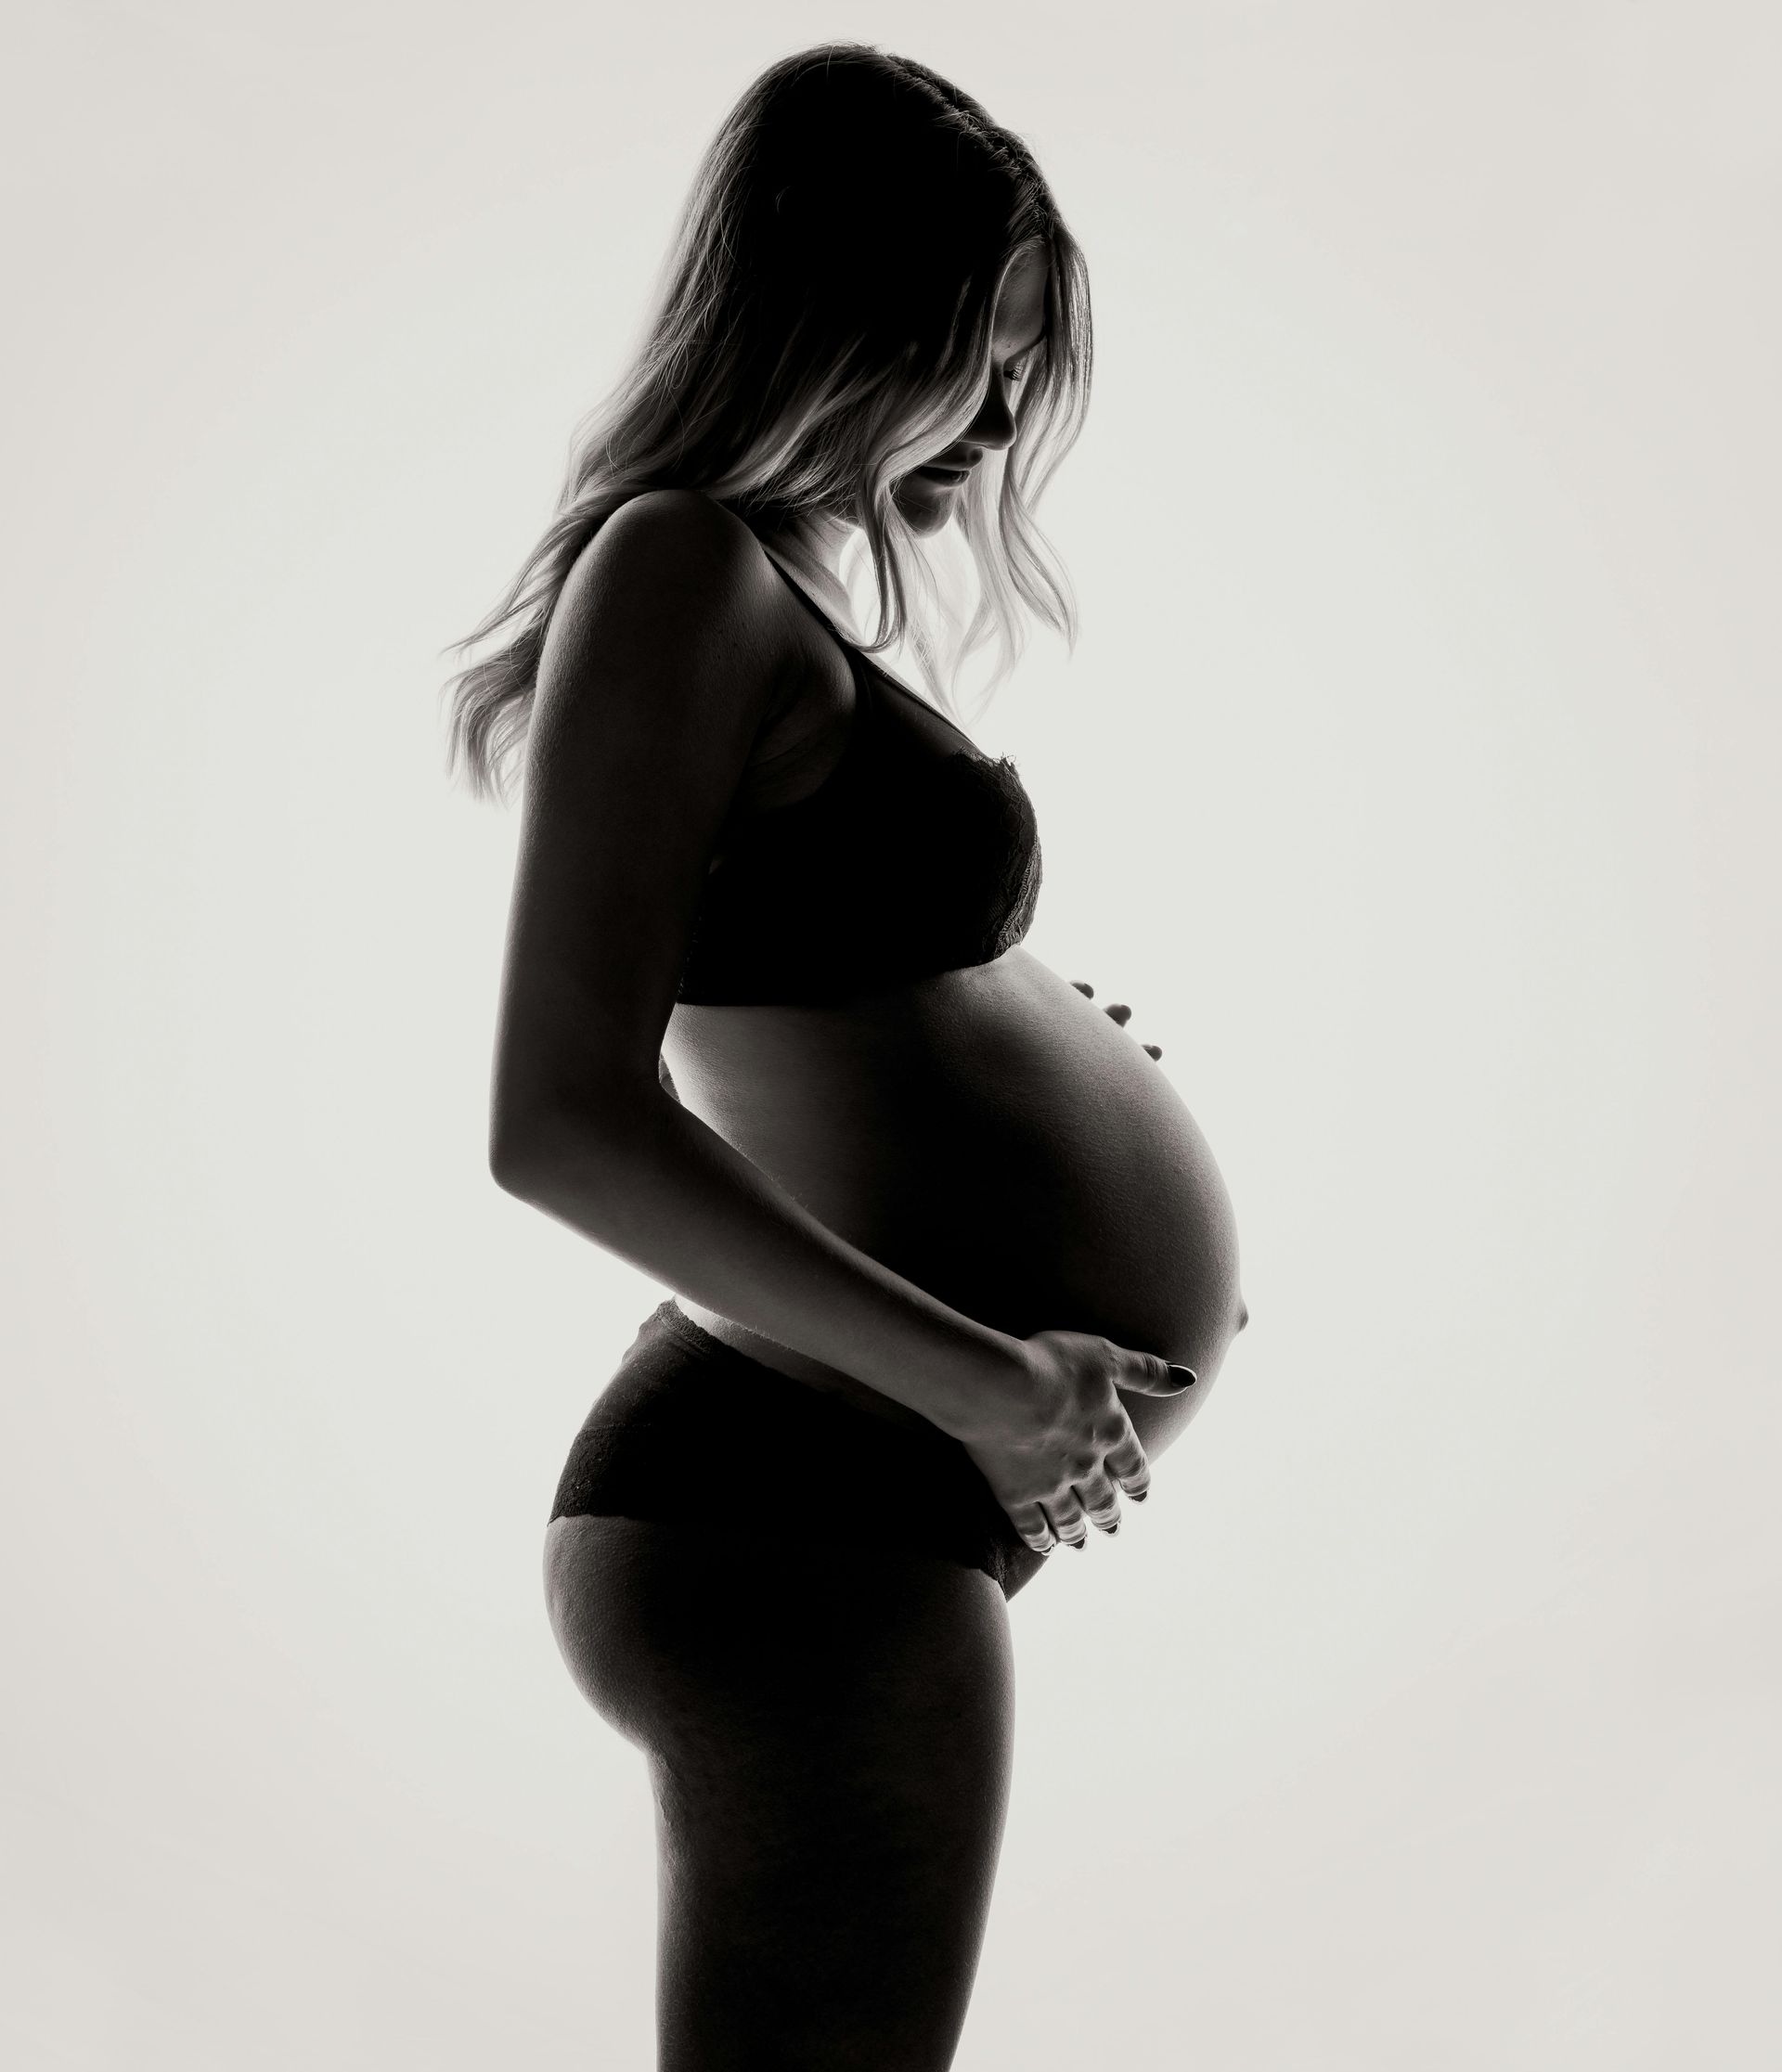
[661,947,1246,1449]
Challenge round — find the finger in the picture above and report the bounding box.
[1013,1504,1057,1556]
[1070,979,1095,997]
[1104,1002,1132,1026]
[1143,1043,1163,1060]
[1044,1497,1090,1550]
[1104,1430,1152,1502]
[1116,1348,1198,1397]
[1075,1472,1123,1535]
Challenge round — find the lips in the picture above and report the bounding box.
[913,463,971,484]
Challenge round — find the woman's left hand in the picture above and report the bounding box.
[1071,980,1163,1061]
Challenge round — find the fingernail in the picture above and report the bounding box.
[1107,1523,1120,1537]
[1168,1364,1197,1386]
[1071,980,1094,997]
[1143,1044,1163,1060]
[1071,1538,1087,1551]
[1130,1490,1148,1503]
[1106,1003,1131,1024]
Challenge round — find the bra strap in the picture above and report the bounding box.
[760,548,877,755]
[761,551,860,650]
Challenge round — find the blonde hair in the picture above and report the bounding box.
[442,42,1093,803]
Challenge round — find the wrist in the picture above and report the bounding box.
[905,1318,1031,1444]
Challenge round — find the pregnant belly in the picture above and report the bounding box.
[664,948,1247,1431]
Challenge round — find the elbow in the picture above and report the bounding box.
[489,1132,543,1200]
[487,1082,661,1203]
[488,1116,547,1200]
[488,1111,589,1202]
[487,1096,576,1201]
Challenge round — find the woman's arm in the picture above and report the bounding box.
[497,1063,1027,1435]
[487,488,1023,1431]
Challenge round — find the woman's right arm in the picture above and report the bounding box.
[486,490,1188,1548]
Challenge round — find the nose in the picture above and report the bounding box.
[962,375,1018,453]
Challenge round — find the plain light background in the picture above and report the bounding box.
[4,2,1777,2066]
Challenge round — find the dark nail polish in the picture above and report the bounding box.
[1143,1044,1163,1060]
[1168,1364,1197,1386]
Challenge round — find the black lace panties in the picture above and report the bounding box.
[548,1300,1032,1598]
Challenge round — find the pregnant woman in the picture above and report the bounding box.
[446,45,1247,2070]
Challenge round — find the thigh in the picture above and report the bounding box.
[545,1515,1015,2072]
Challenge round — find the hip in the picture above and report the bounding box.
[548,1299,1040,1599]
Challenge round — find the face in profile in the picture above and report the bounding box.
[891,245,1052,536]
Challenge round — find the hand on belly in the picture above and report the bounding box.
[948,1327,1200,1555]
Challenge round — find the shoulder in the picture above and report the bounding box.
[555,489,783,656]
[592,483,762,563]
[529,490,800,765]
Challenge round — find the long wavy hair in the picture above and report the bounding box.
[442,43,1093,803]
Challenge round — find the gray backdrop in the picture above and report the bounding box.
[5,3,1776,2066]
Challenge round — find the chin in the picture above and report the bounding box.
[894,495,955,537]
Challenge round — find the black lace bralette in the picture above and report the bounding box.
[675,566,1043,1006]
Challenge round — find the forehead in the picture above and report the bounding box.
[992,246,1051,351]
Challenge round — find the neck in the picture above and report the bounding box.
[758,508,858,607]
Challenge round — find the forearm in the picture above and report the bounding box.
[493,1086,1021,1438]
